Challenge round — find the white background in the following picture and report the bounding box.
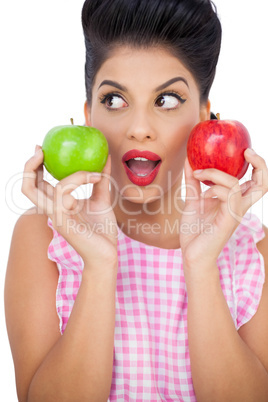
[1,0,268,399]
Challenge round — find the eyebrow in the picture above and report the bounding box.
[98,76,189,92]
[98,80,127,92]
[155,77,189,92]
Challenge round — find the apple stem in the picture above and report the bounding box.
[70,118,74,125]
[216,113,220,120]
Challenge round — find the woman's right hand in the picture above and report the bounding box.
[22,146,118,272]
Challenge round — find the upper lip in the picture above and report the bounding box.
[122,149,162,163]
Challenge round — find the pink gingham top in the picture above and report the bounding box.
[47,212,265,401]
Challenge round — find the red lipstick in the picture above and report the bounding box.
[122,149,162,186]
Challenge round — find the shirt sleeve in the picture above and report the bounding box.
[233,213,265,329]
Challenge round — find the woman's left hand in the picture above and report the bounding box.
[180,148,268,275]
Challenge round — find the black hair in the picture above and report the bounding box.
[82,0,222,105]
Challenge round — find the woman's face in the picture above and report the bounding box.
[85,46,210,206]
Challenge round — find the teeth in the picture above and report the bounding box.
[133,157,149,161]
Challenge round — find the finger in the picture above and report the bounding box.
[239,149,268,211]
[240,180,254,196]
[39,180,55,199]
[53,171,102,218]
[91,155,112,201]
[22,149,54,214]
[184,157,201,200]
[193,168,240,191]
[56,170,102,196]
[102,154,112,176]
[201,185,229,202]
[22,180,54,215]
[34,146,43,185]
[244,148,267,169]
[241,182,268,213]
[33,145,56,199]
[36,163,44,187]
[24,148,44,173]
[35,144,42,153]
[202,183,245,225]
[61,194,79,212]
[22,149,44,202]
[244,148,268,188]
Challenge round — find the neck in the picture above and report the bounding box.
[112,177,184,249]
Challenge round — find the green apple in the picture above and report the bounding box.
[42,123,109,181]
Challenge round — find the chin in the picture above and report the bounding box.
[115,181,164,207]
[111,167,182,208]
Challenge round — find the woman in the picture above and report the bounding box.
[5,0,268,400]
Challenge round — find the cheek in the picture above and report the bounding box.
[162,119,199,184]
[166,121,196,157]
[162,105,200,145]
[90,116,122,154]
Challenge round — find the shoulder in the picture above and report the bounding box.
[13,206,52,240]
[5,206,59,318]
[5,208,60,400]
[238,223,268,372]
[7,207,56,275]
[6,207,58,308]
[7,207,56,278]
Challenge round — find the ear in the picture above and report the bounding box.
[84,101,91,126]
[199,99,211,122]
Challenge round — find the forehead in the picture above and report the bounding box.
[93,45,199,93]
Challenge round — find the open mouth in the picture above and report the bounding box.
[122,149,162,186]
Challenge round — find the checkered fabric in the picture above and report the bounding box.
[47,212,265,401]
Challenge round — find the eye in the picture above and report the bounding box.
[100,93,128,110]
[155,92,186,110]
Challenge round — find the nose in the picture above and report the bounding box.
[126,110,156,142]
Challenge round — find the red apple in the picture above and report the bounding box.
[187,114,251,186]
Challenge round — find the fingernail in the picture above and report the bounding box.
[34,148,43,157]
[246,148,256,155]
[193,169,203,175]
